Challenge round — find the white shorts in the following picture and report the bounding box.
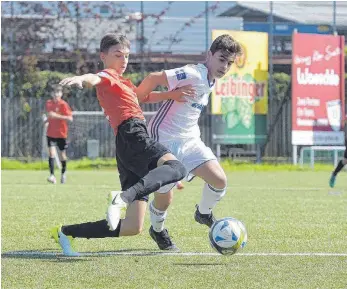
[158,138,217,193]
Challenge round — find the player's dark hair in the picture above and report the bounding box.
[52,84,63,92]
[210,34,242,57]
[100,33,130,53]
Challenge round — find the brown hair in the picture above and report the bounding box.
[52,84,63,93]
[210,34,242,57]
[100,33,130,53]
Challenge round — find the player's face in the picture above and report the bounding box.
[100,44,130,75]
[52,90,63,100]
[207,50,235,80]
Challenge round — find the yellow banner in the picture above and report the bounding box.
[211,30,268,115]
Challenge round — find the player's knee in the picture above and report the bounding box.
[343,158,347,165]
[128,223,143,236]
[211,173,227,190]
[154,191,173,210]
[61,152,67,160]
[164,160,187,181]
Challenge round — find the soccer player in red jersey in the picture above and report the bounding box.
[44,84,73,184]
[51,33,194,256]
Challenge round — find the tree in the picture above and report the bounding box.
[1,1,134,98]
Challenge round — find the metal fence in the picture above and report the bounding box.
[1,95,292,160]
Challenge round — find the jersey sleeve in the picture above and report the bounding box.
[164,65,201,91]
[96,70,118,86]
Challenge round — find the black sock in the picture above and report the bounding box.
[122,160,186,203]
[61,160,66,174]
[333,160,345,176]
[61,219,121,239]
[48,158,55,175]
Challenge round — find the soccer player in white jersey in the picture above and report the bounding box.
[143,34,242,250]
[106,34,242,250]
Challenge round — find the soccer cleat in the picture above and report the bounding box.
[47,175,56,184]
[194,205,216,228]
[61,173,67,184]
[329,174,336,188]
[149,226,179,251]
[106,191,127,231]
[50,225,79,257]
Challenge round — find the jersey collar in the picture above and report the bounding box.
[199,63,215,88]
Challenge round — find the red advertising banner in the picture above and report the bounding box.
[292,33,345,145]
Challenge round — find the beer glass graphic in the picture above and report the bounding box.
[326,99,341,132]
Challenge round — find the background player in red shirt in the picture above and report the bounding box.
[52,33,194,256]
[44,84,73,184]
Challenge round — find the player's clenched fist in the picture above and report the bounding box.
[59,76,84,89]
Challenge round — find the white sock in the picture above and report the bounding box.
[149,201,168,232]
[198,183,226,214]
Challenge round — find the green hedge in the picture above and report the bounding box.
[1,70,74,99]
[1,70,291,99]
[2,69,346,102]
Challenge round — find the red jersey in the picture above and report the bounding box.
[45,99,72,138]
[96,69,145,135]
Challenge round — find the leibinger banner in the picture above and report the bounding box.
[211,30,268,144]
[292,33,345,145]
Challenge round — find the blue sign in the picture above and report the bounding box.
[244,22,333,36]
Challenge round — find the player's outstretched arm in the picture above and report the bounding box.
[47,111,73,122]
[60,74,101,89]
[136,71,196,103]
[136,71,169,101]
[141,85,196,104]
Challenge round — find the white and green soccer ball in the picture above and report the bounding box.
[209,217,247,255]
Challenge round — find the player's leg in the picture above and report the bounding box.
[47,137,57,184]
[59,200,148,238]
[120,152,186,204]
[51,200,148,256]
[107,120,186,230]
[183,139,226,228]
[108,152,185,230]
[146,139,182,250]
[329,147,347,188]
[57,138,68,184]
[51,160,149,256]
[149,190,179,250]
[192,159,227,228]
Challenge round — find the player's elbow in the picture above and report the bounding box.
[147,71,168,88]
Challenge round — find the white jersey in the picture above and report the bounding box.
[148,63,214,141]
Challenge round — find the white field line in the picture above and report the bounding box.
[3,251,347,257]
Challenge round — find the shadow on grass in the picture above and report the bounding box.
[1,248,164,260]
[2,248,221,260]
[1,250,89,262]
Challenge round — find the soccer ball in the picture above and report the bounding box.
[209,217,247,255]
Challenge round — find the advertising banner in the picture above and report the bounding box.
[211,30,268,144]
[292,33,345,145]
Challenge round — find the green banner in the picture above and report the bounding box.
[211,30,268,145]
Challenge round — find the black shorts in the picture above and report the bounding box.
[47,137,68,151]
[344,139,347,159]
[116,118,171,202]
